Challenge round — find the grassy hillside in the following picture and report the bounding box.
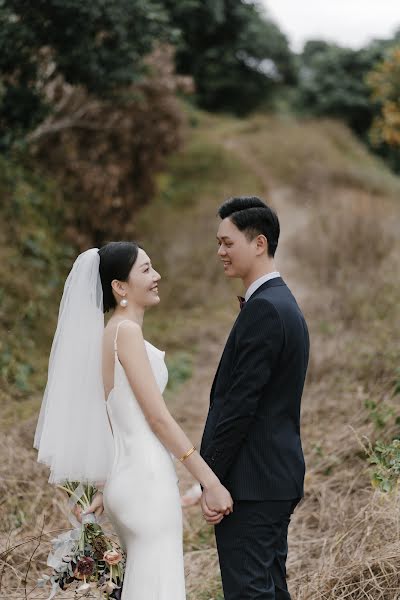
[0,156,76,426]
[1,109,399,599]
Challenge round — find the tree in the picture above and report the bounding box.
[0,0,171,145]
[0,2,187,245]
[164,0,296,114]
[0,0,296,137]
[298,43,378,136]
[297,36,400,137]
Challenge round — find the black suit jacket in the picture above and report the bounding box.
[200,277,309,501]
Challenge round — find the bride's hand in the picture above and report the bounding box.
[202,482,233,523]
[72,492,104,523]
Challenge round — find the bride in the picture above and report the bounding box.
[34,241,233,599]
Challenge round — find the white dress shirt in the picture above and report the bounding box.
[244,271,281,302]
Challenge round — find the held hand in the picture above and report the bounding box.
[72,492,104,523]
[202,482,233,523]
[201,492,225,525]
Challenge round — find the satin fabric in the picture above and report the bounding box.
[103,321,185,599]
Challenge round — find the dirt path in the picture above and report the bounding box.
[223,135,311,298]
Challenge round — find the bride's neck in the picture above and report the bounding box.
[113,304,145,327]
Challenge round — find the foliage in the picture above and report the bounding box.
[0,2,189,245]
[0,0,295,146]
[0,0,171,145]
[0,0,295,241]
[146,0,295,115]
[296,40,394,136]
[0,153,74,401]
[295,34,400,172]
[365,377,400,494]
[369,439,400,493]
[367,46,400,147]
[30,45,185,247]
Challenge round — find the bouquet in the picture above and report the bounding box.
[38,482,126,599]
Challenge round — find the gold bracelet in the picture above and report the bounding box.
[179,446,196,462]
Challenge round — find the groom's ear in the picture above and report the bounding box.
[255,234,268,255]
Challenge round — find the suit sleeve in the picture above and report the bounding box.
[202,298,284,481]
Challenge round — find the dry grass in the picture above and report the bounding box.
[281,155,400,598]
[0,428,75,598]
[1,110,400,599]
[221,115,400,201]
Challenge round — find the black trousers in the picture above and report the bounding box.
[215,499,299,600]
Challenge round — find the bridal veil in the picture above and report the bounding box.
[33,248,114,484]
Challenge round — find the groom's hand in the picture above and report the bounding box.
[200,492,226,525]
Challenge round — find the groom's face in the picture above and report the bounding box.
[217,217,256,279]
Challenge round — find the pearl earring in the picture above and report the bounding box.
[120,297,128,308]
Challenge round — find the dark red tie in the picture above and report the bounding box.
[237,296,246,310]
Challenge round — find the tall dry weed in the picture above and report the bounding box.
[290,191,397,326]
[285,184,400,599]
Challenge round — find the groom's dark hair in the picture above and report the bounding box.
[218,196,280,257]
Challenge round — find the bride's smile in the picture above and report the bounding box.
[111,248,161,313]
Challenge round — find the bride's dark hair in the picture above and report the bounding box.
[98,241,140,313]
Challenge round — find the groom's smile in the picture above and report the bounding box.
[216,217,256,280]
[218,242,234,275]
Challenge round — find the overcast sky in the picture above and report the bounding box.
[262,0,400,51]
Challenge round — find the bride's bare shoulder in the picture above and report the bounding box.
[111,321,146,365]
[103,318,140,348]
[106,318,142,343]
[118,320,143,343]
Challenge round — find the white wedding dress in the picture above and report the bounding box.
[102,320,186,599]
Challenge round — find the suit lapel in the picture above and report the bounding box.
[209,278,285,405]
[210,313,240,403]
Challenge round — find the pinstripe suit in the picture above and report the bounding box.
[200,277,309,599]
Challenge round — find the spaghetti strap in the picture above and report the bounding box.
[113,319,132,353]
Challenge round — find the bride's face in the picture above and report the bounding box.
[126,248,161,308]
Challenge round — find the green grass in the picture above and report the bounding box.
[166,352,193,392]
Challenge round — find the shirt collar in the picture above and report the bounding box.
[244,271,281,302]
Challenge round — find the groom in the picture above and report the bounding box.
[200,196,309,599]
